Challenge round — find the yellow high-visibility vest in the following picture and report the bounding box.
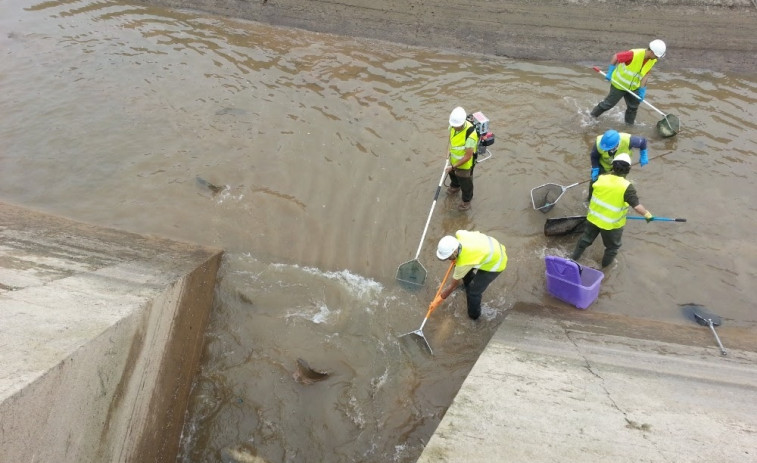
[455,230,507,272]
[611,48,656,91]
[588,174,631,230]
[449,121,478,170]
[595,132,633,172]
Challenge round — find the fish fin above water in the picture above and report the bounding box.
[196,175,225,195]
[293,357,330,384]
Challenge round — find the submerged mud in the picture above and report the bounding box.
[145,0,757,74]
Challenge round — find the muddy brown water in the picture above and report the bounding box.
[2,2,756,462]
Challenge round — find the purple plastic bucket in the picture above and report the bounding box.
[545,256,604,309]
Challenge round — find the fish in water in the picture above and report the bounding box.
[237,290,254,306]
[215,107,247,116]
[292,358,330,384]
[195,176,226,196]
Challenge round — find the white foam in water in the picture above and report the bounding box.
[346,395,366,428]
[261,263,384,323]
[565,96,598,129]
[302,266,384,300]
[392,443,410,462]
[285,302,334,324]
[215,187,244,204]
[311,303,331,324]
[479,301,502,322]
[370,367,389,393]
[537,246,571,260]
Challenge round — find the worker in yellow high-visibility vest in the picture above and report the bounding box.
[571,153,655,268]
[587,129,649,200]
[430,230,507,320]
[591,40,666,125]
[445,106,478,211]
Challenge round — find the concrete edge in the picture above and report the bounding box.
[0,201,223,462]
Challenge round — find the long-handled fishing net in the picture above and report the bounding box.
[399,260,455,355]
[532,150,679,216]
[593,66,680,138]
[396,161,449,287]
[682,303,727,356]
[531,182,579,213]
[545,215,687,237]
[544,216,588,236]
[656,114,680,138]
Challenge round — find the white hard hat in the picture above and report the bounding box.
[649,39,666,58]
[436,235,460,260]
[612,153,632,166]
[448,107,467,127]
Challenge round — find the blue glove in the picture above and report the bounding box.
[638,86,647,101]
[605,65,616,82]
[591,167,600,182]
[640,149,649,167]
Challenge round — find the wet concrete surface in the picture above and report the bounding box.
[0,201,222,463]
[418,304,757,463]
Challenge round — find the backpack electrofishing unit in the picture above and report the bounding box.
[466,111,495,164]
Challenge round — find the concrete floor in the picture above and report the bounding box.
[417,305,757,462]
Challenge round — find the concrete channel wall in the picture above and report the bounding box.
[417,305,757,463]
[0,202,222,463]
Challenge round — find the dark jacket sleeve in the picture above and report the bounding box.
[590,145,600,169]
[624,183,640,208]
[629,135,648,151]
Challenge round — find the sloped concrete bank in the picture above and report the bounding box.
[0,202,222,463]
[417,305,757,463]
[143,0,757,74]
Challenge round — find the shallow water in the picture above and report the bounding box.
[2,1,756,462]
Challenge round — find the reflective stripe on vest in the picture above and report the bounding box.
[454,230,508,272]
[587,174,630,230]
[595,133,633,172]
[611,49,656,91]
[449,121,477,170]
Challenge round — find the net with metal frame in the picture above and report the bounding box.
[531,182,577,213]
[544,216,587,237]
[657,114,680,138]
[396,259,426,287]
[530,184,562,212]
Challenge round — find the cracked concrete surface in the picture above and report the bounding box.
[417,304,757,463]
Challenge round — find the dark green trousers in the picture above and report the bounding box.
[462,269,501,320]
[449,167,474,203]
[591,85,641,125]
[571,221,624,267]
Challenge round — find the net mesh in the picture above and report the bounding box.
[682,304,722,327]
[396,260,426,286]
[531,184,564,212]
[544,216,587,237]
[657,114,680,138]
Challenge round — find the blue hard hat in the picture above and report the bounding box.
[599,130,620,151]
